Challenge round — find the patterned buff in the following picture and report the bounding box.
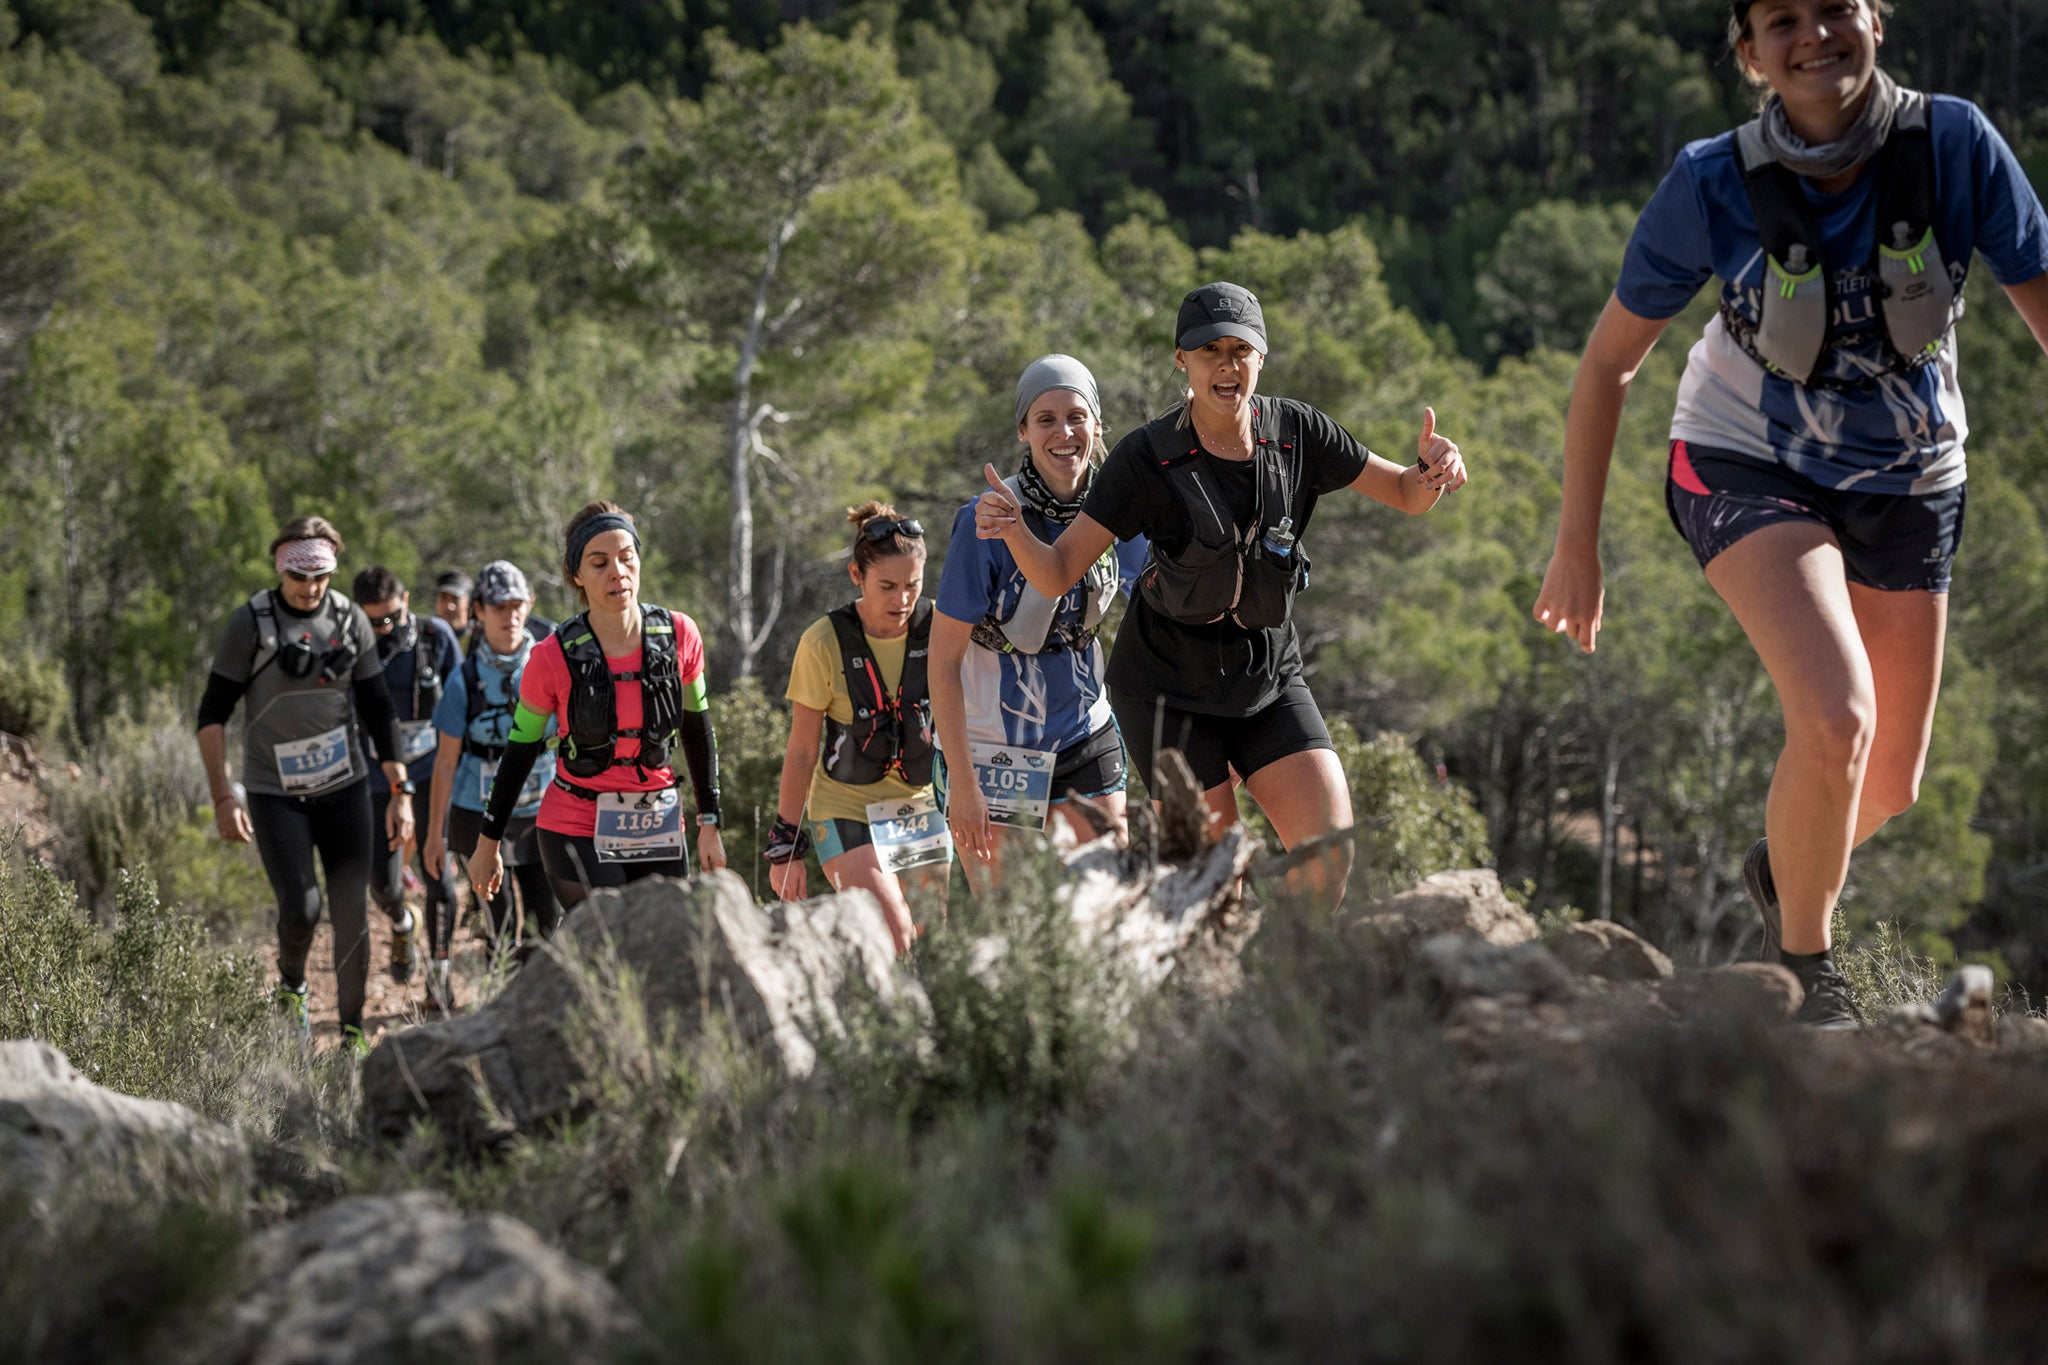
[275,538,338,578]
[1016,454,1087,526]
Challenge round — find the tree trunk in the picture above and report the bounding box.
[727,209,800,679]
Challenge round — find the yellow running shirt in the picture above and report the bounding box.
[785,614,929,823]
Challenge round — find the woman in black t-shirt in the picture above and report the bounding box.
[975,282,1467,882]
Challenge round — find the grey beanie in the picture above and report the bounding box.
[1013,354,1102,426]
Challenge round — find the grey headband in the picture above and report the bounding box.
[1013,354,1101,427]
[566,513,640,577]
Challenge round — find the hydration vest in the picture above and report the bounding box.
[1135,403,1310,631]
[969,477,1120,656]
[555,607,685,780]
[821,600,937,787]
[458,647,522,762]
[377,616,444,717]
[249,588,359,687]
[1725,88,1961,390]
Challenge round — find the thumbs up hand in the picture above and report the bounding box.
[974,464,1021,540]
[1416,406,1467,493]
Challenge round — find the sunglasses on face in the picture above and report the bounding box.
[860,518,925,543]
[366,610,404,630]
[283,569,331,584]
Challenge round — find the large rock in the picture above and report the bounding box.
[184,1192,643,1364]
[1420,934,1574,1005]
[1552,920,1674,983]
[0,1039,243,1201]
[1352,869,1539,948]
[1659,963,1803,1021]
[364,870,910,1151]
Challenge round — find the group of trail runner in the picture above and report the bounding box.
[196,0,2048,1052]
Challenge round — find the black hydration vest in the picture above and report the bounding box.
[821,600,936,787]
[1135,403,1311,631]
[555,607,685,780]
[1724,88,1960,391]
[377,617,444,717]
[459,649,518,762]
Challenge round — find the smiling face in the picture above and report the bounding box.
[572,530,640,616]
[1737,0,1883,112]
[1176,337,1264,425]
[849,550,925,640]
[1017,388,1100,501]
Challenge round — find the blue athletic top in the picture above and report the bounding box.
[934,499,1147,754]
[1615,94,2048,495]
[430,638,555,817]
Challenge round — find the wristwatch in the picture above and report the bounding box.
[394,779,417,796]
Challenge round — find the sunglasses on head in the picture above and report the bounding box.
[283,569,331,584]
[860,517,925,543]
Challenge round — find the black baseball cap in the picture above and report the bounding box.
[433,569,473,600]
[1176,282,1267,352]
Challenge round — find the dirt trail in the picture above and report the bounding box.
[299,893,510,1051]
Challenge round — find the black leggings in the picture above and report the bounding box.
[248,780,375,1030]
[448,806,561,948]
[369,783,454,929]
[536,828,689,911]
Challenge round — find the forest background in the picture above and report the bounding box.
[4,0,2047,988]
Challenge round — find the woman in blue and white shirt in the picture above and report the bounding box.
[930,355,1147,881]
[1532,0,2048,1027]
[423,561,560,996]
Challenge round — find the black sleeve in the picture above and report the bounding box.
[1294,400,1374,493]
[1081,426,1166,544]
[480,737,547,841]
[195,671,247,730]
[679,708,720,822]
[353,675,404,765]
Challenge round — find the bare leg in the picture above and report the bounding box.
[821,845,918,952]
[1704,523,1873,955]
[1845,584,1948,845]
[1243,748,1355,904]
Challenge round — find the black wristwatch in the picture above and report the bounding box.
[393,779,417,796]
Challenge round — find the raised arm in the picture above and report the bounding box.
[973,464,1116,598]
[1349,406,1469,512]
[1530,293,1675,654]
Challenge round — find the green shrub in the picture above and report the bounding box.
[0,832,268,1109]
[42,697,270,925]
[0,653,68,743]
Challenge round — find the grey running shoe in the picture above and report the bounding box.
[274,978,311,1041]
[1793,958,1861,1031]
[1742,838,1781,966]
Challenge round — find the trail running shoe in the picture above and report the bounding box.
[389,911,416,984]
[341,1023,372,1060]
[274,979,311,1041]
[1743,838,1782,966]
[1793,958,1862,1032]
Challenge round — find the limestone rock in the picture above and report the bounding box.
[1997,1013,2048,1051]
[1419,934,1574,1005]
[363,870,912,1151]
[1354,869,1538,948]
[0,1039,243,1200]
[1659,963,1802,1021]
[1551,920,1675,982]
[185,1191,643,1365]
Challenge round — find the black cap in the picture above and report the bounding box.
[1176,282,1267,352]
[433,569,473,599]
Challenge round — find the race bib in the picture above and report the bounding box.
[594,787,686,865]
[479,760,549,811]
[400,719,438,764]
[274,725,355,796]
[866,794,953,873]
[969,742,1056,831]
